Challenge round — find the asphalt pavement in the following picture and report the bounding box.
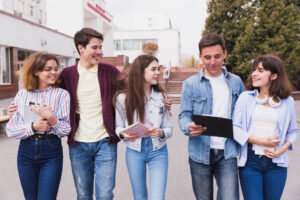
[0,100,299,200]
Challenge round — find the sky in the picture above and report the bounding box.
[106,0,209,57]
[47,0,209,58]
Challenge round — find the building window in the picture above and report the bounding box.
[17,0,24,13]
[4,0,14,9]
[38,9,43,23]
[114,40,121,51]
[30,5,34,17]
[0,47,11,84]
[115,39,158,51]
[132,39,141,50]
[18,50,31,61]
[122,39,131,50]
[142,39,158,45]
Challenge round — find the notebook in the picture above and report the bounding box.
[122,122,148,137]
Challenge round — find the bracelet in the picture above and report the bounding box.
[119,133,124,140]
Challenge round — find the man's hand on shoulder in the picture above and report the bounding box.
[163,96,172,111]
[7,101,17,118]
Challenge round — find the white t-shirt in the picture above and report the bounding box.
[205,73,230,149]
[248,104,278,155]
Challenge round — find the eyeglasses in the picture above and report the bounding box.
[43,67,59,72]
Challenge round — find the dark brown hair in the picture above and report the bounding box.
[123,55,165,125]
[74,27,103,54]
[21,52,60,91]
[248,54,292,98]
[198,33,225,55]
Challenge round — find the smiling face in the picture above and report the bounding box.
[252,62,277,91]
[36,59,59,90]
[199,44,227,77]
[143,60,160,87]
[78,37,103,67]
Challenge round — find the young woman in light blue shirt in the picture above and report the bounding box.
[114,55,172,200]
[233,54,298,200]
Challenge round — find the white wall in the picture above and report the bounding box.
[0,11,76,60]
[113,29,180,66]
[1,0,47,25]
[0,0,3,10]
[102,22,113,56]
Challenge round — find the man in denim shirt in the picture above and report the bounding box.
[178,34,245,200]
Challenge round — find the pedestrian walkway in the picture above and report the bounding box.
[0,102,299,199]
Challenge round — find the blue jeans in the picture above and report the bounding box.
[69,137,117,200]
[17,138,63,200]
[239,148,287,200]
[126,137,168,200]
[189,149,239,200]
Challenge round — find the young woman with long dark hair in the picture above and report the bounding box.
[233,54,298,200]
[115,55,173,200]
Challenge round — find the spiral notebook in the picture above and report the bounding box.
[123,122,148,137]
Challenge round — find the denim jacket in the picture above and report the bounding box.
[115,89,173,152]
[233,90,298,167]
[178,67,245,164]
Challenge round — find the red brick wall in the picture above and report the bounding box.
[100,55,129,72]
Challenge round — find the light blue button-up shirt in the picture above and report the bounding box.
[233,90,298,167]
[178,67,245,164]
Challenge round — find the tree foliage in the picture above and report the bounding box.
[203,0,300,88]
[181,55,199,68]
[142,43,158,56]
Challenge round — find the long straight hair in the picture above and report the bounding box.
[125,55,165,125]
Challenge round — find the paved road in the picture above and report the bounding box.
[0,102,299,200]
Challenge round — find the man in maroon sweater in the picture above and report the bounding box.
[59,27,121,200]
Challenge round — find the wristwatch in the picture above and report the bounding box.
[31,122,36,132]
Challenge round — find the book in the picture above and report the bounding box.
[122,122,148,137]
[23,105,46,134]
[192,115,233,139]
[250,121,277,155]
[23,105,41,125]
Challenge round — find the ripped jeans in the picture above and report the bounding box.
[69,138,117,200]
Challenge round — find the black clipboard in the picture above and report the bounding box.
[192,115,233,139]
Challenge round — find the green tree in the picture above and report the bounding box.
[203,0,300,88]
